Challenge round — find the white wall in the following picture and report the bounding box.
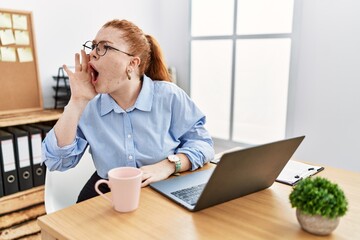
[1,0,164,108]
[287,0,360,171]
[157,0,190,92]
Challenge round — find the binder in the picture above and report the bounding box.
[29,123,53,140]
[276,160,324,186]
[18,125,46,186]
[4,127,34,191]
[0,129,19,195]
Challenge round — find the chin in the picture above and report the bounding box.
[94,85,105,94]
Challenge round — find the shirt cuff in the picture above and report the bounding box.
[43,128,87,159]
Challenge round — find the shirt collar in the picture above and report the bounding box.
[100,75,154,116]
[134,75,154,112]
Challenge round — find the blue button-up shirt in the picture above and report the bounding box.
[42,75,214,178]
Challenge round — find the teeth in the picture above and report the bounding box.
[91,71,95,81]
[89,68,97,82]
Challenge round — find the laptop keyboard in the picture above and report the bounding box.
[171,183,206,206]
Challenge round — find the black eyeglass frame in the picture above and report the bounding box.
[82,40,134,57]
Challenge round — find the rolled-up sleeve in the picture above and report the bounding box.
[176,117,214,170]
[170,88,215,170]
[42,128,88,171]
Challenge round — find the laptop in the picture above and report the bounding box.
[150,135,305,212]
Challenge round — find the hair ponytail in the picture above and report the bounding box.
[103,20,171,82]
[145,35,171,82]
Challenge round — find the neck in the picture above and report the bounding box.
[110,78,142,110]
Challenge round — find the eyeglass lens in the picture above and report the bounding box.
[83,41,108,56]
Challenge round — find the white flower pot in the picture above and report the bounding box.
[296,209,340,235]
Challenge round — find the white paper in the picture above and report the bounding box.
[276,160,324,185]
[0,29,15,45]
[12,14,27,30]
[0,47,17,62]
[14,30,30,45]
[18,136,31,167]
[0,13,12,28]
[17,47,33,62]
[31,134,42,164]
[1,140,16,172]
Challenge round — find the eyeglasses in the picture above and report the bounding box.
[82,40,134,57]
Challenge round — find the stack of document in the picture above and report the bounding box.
[0,124,50,196]
[276,160,324,186]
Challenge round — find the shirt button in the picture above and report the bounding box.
[127,134,132,138]
[128,155,133,160]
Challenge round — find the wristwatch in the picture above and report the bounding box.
[168,154,181,174]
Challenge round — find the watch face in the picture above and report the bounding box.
[168,154,181,174]
[168,154,180,162]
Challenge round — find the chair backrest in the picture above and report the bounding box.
[44,148,96,214]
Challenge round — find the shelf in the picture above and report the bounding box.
[0,185,44,214]
[0,185,45,239]
[52,86,69,91]
[53,67,70,109]
[52,76,69,80]
[53,96,70,102]
[0,109,55,237]
[0,109,63,127]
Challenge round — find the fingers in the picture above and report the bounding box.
[141,172,152,187]
[74,51,89,72]
[63,64,72,76]
[141,179,150,188]
[75,53,81,72]
[81,50,88,71]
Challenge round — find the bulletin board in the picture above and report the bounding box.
[0,9,42,114]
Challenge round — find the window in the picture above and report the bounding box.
[190,0,294,144]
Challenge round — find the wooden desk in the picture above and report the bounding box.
[38,163,360,240]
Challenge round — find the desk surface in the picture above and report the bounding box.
[38,162,360,240]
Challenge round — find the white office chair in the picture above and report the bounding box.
[44,148,96,214]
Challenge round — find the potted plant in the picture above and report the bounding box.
[289,176,348,235]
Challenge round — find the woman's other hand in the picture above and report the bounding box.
[140,154,191,187]
[140,160,175,187]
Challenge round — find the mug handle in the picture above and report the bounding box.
[95,179,112,205]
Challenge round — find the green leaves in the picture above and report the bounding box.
[289,177,348,219]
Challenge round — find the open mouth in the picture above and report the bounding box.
[89,63,99,84]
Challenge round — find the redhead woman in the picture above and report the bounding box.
[42,19,214,202]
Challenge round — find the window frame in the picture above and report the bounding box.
[189,0,294,142]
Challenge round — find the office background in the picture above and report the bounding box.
[1,0,359,172]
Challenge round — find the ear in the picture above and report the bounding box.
[129,57,141,69]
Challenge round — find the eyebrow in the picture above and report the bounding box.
[92,40,115,44]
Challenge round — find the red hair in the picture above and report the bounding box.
[102,19,171,82]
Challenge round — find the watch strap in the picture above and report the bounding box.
[174,159,181,174]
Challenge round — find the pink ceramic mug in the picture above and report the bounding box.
[95,167,143,212]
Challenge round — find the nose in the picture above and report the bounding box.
[89,50,98,60]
